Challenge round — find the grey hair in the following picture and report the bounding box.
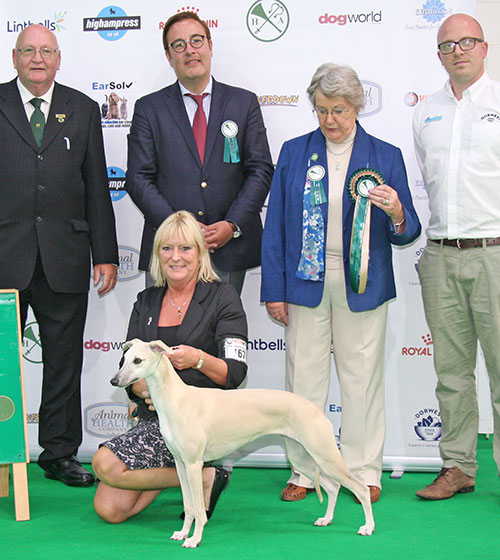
[307,63,365,113]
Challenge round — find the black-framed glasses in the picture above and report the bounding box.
[15,46,59,59]
[438,37,483,55]
[169,34,206,54]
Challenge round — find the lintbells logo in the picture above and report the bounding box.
[85,403,135,438]
[83,6,141,41]
[414,408,441,441]
[7,12,67,33]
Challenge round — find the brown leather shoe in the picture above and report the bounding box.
[281,483,311,501]
[416,466,475,500]
[354,485,381,504]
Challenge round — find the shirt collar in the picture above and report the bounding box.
[16,77,55,107]
[179,76,213,97]
[444,72,490,102]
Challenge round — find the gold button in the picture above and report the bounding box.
[201,181,208,188]
[197,211,205,217]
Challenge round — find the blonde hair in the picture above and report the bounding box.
[150,211,219,287]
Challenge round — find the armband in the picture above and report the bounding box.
[218,337,247,364]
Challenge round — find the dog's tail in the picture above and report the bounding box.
[314,468,323,503]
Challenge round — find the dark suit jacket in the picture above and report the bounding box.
[0,79,118,293]
[126,281,248,391]
[125,79,273,272]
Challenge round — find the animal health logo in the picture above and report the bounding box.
[247,0,290,42]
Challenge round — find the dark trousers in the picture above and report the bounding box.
[19,256,88,463]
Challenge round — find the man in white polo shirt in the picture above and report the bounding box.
[413,13,500,499]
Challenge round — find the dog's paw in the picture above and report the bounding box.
[357,523,375,536]
[170,530,188,541]
[314,516,332,527]
[182,536,201,548]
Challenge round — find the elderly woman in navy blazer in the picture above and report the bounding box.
[261,63,421,503]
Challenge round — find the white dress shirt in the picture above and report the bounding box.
[179,77,212,126]
[17,78,54,122]
[413,73,500,239]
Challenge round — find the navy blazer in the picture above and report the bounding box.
[126,79,273,272]
[261,125,421,312]
[0,79,118,293]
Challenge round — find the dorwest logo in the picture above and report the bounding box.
[84,340,124,352]
[402,334,433,356]
[258,95,299,106]
[83,6,141,41]
[414,407,441,441]
[7,12,66,32]
[85,403,134,438]
[318,11,382,25]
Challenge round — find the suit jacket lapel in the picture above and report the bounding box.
[41,82,73,151]
[176,282,209,342]
[163,82,201,166]
[204,79,226,168]
[0,79,39,150]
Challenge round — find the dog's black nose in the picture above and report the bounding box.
[110,376,119,387]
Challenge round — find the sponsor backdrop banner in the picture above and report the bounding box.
[1,0,491,471]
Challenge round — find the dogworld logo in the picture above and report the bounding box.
[318,10,382,25]
[83,6,141,41]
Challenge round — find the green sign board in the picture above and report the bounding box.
[0,290,28,463]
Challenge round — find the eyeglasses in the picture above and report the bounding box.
[169,34,207,54]
[438,37,483,55]
[15,46,59,59]
[313,106,351,119]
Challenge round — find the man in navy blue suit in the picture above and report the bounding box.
[126,11,273,294]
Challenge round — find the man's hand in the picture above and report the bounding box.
[93,263,117,295]
[203,221,234,253]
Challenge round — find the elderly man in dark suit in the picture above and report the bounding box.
[0,24,118,486]
[126,11,273,294]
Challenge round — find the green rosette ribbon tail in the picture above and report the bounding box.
[347,168,385,294]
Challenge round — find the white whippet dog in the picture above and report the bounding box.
[111,339,375,548]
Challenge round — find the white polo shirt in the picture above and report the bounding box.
[413,73,500,239]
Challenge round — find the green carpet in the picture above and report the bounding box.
[1,436,499,559]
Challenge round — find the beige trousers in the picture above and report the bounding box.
[419,240,500,477]
[286,256,388,488]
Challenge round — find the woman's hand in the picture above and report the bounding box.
[266,302,288,326]
[368,184,405,230]
[169,344,201,370]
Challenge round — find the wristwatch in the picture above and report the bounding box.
[228,221,242,239]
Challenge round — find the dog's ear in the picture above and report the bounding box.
[149,340,170,355]
[123,338,141,353]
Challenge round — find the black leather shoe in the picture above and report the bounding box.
[39,456,95,487]
[180,467,230,520]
